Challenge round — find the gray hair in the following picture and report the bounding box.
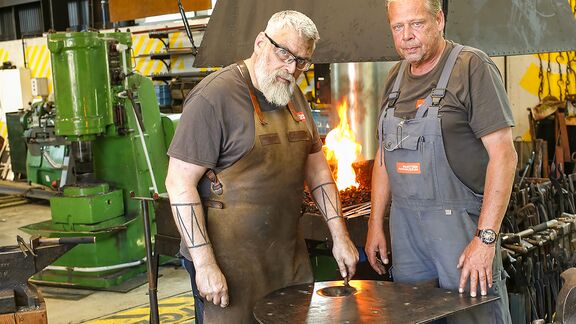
[387,0,442,16]
[264,10,320,43]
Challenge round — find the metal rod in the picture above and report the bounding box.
[0,195,26,202]
[342,202,370,212]
[501,219,559,243]
[39,237,96,245]
[141,200,159,324]
[46,259,145,272]
[178,0,198,55]
[101,0,109,29]
[0,200,28,209]
[0,180,56,200]
[129,93,159,194]
[518,151,535,188]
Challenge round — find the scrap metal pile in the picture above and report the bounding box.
[501,173,576,324]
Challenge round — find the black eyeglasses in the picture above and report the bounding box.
[264,33,312,71]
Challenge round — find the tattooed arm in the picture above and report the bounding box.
[165,157,229,308]
[305,151,359,280]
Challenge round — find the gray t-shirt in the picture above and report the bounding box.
[381,41,514,194]
[168,63,322,173]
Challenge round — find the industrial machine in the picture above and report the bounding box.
[5,77,70,187]
[19,31,179,288]
[18,94,66,188]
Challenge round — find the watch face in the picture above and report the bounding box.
[479,229,497,244]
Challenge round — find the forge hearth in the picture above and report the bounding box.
[303,159,374,214]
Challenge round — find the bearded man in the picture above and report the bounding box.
[165,10,359,324]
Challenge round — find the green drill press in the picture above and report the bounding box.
[20,31,179,288]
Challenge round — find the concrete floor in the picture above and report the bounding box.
[0,202,192,324]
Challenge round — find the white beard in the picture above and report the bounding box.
[254,55,296,106]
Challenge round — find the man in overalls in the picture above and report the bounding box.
[166,10,359,324]
[365,0,517,323]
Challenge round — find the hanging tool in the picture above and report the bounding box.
[557,53,566,102]
[519,151,535,188]
[502,220,559,244]
[16,235,37,257]
[178,0,199,55]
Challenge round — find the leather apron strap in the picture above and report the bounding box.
[236,60,267,125]
[236,60,303,123]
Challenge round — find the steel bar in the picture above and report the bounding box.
[0,199,28,209]
[0,180,56,200]
[140,199,159,324]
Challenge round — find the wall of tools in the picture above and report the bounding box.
[511,51,576,180]
[502,174,576,323]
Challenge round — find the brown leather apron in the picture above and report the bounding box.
[202,61,314,323]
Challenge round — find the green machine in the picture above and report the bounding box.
[6,98,66,187]
[20,31,179,288]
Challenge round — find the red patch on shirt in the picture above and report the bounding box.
[396,162,421,174]
[296,112,306,121]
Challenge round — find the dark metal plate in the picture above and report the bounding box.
[446,0,576,56]
[254,280,499,324]
[195,0,576,67]
[194,0,398,67]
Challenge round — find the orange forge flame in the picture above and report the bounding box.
[323,99,362,189]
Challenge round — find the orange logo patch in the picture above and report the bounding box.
[416,98,425,108]
[296,112,306,121]
[396,162,421,174]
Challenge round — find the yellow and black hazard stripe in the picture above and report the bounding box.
[131,31,220,78]
[168,32,186,72]
[132,33,166,77]
[0,48,8,63]
[25,44,53,93]
[87,293,195,324]
[0,120,7,140]
[1,48,11,140]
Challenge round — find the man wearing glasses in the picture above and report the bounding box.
[166,10,359,323]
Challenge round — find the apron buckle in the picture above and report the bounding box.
[206,169,223,195]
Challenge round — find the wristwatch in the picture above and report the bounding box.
[476,228,497,245]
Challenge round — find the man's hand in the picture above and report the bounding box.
[332,236,359,281]
[365,224,389,275]
[195,263,229,308]
[457,238,496,297]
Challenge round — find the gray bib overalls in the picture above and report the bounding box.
[377,45,511,324]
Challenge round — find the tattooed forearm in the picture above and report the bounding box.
[310,182,343,222]
[171,202,211,248]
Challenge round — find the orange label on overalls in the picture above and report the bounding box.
[416,98,425,108]
[396,162,421,174]
[296,112,306,121]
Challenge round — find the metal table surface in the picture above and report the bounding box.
[254,280,499,324]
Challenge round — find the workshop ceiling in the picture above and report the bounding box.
[194,0,576,67]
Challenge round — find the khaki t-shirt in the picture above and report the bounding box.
[168,63,322,173]
[380,41,515,194]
